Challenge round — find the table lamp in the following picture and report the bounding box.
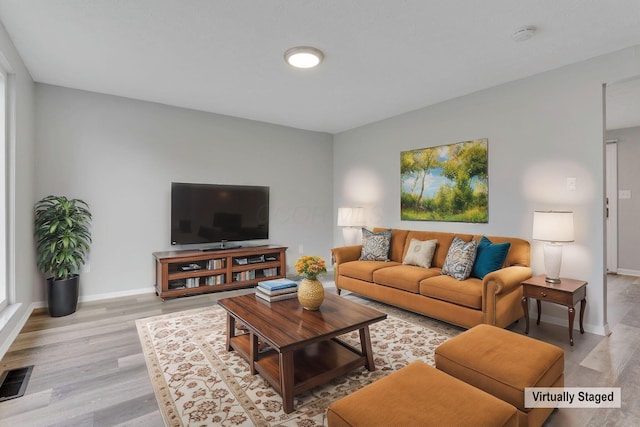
[532,210,574,283]
[337,207,364,245]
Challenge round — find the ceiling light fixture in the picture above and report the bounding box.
[284,46,324,69]
[512,26,536,42]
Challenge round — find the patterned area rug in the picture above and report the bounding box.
[136,303,457,426]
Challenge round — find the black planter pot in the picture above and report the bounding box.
[47,275,79,317]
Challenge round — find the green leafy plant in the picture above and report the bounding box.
[34,195,92,280]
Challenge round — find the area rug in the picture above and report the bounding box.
[136,304,456,427]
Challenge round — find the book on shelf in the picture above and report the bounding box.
[206,259,225,270]
[257,277,297,291]
[256,284,298,296]
[185,277,200,288]
[262,267,278,277]
[205,274,225,286]
[255,289,298,302]
[234,270,256,282]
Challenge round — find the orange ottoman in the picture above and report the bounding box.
[326,361,517,427]
[435,324,564,427]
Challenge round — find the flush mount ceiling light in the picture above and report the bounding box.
[284,46,324,69]
[512,26,536,42]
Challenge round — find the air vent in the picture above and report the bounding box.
[0,365,34,402]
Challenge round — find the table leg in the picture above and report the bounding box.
[579,298,587,334]
[568,306,576,346]
[359,326,376,371]
[226,314,235,351]
[522,296,530,334]
[279,351,295,413]
[249,331,258,375]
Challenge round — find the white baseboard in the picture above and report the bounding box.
[615,268,640,278]
[78,287,156,303]
[32,287,157,309]
[535,313,610,337]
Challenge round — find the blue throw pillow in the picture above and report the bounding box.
[471,236,511,279]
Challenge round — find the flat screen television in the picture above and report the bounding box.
[171,182,269,247]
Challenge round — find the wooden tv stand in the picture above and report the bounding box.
[153,245,287,300]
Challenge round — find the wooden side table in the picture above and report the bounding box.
[521,275,587,346]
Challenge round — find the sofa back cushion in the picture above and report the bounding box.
[369,228,531,269]
[474,235,530,268]
[405,231,475,268]
[373,228,410,263]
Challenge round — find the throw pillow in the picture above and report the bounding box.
[359,228,392,261]
[441,236,478,280]
[402,238,438,268]
[471,236,511,279]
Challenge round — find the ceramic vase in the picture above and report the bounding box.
[297,278,325,310]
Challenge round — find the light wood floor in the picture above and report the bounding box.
[0,275,638,426]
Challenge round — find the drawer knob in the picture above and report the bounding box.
[540,292,547,298]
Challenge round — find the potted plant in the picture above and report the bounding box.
[34,195,92,317]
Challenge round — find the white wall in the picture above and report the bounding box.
[35,85,333,301]
[606,126,640,274]
[333,46,640,336]
[0,21,37,358]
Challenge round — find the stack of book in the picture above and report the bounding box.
[255,278,298,302]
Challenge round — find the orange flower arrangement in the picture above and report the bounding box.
[294,255,327,281]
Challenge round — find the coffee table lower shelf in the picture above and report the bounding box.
[230,333,366,407]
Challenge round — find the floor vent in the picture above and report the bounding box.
[0,365,34,402]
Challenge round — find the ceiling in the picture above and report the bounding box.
[0,1,639,134]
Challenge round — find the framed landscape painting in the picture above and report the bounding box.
[401,138,488,223]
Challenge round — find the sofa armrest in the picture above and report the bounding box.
[331,245,362,287]
[482,266,533,325]
[331,245,362,266]
[482,266,532,296]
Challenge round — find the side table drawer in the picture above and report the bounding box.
[523,286,572,305]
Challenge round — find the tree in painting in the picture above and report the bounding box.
[401,139,488,222]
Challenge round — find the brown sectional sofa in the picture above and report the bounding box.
[331,228,533,328]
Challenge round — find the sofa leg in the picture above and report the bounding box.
[336,288,342,295]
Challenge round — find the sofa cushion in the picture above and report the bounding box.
[374,228,410,263]
[359,228,392,261]
[402,238,438,268]
[339,260,401,282]
[327,361,518,427]
[441,237,478,280]
[373,264,440,293]
[405,231,475,268]
[472,236,511,279]
[420,275,483,309]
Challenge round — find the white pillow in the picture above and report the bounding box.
[402,239,438,268]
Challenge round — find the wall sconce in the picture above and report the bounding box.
[532,210,575,283]
[337,207,364,246]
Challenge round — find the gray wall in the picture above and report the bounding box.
[333,46,640,336]
[35,84,333,301]
[606,126,640,274]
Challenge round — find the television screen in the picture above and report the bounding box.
[171,182,269,246]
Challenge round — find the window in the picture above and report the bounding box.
[0,62,8,311]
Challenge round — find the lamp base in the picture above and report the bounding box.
[543,242,563,285]
[545,276,562,284]
[341,227,362,246]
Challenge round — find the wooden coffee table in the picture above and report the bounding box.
[218,292,387,413]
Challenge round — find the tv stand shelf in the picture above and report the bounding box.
[153,245,287,300]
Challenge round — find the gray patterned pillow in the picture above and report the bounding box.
[359,228,392,261]
[441,236,478,280]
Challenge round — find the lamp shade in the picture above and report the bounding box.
[532,211,575,242]
[337,207,364,227]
